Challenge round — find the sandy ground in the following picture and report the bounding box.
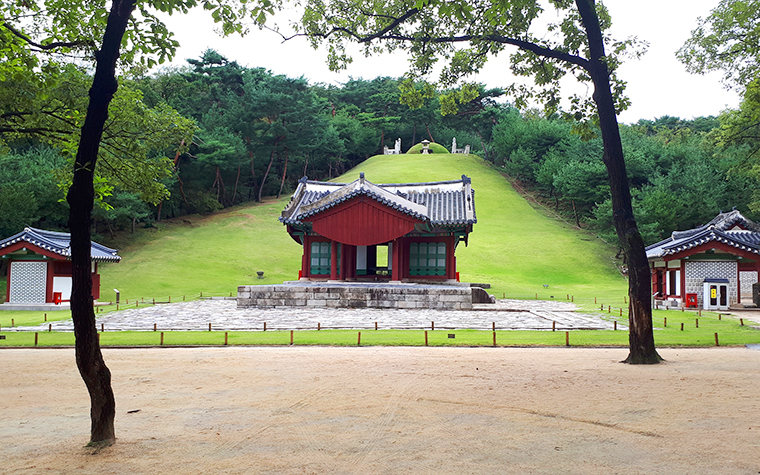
[2,347,759,475]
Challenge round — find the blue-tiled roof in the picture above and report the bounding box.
[0,227,121,262]
[281,174,476,228]
[646,211,760,258]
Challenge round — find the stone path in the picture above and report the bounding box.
[16,298,625,332]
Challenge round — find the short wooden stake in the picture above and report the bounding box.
[116,304,119,311]
[168,296,171,303]
[552,321,556,332]
[153,323,157,332]
[698,309,702,317]
[714,332,719,346]
[595,297,597,304]
[208,323,212,331]
[565,331,569,347]
[600,305,603,311]
[160,332,164,345]
[183,295,186,301]
[136,301,139,308]
[375,321,378,330]
[492,331,496,347]
[503,292,505,298]
[664,317,667,327]
[290,330,294,345]
[740,318,744,326]
[696,318,699,328]
[48,324,51,332]
[44,313,47,322]
[608,306,611,313]
[153,298,155,305]
[619,308,622,316]
[535,293,538,299]
[35,332,38,346]
[425,331,428,346]
[566,294,569,300]
[571,295,574,302]
[101,323,104,332]
[11,318,14,327]
[681,307,684,312]
[126,299,128,304]
[357,332,361,346]
[200,291,203,297]
[264,322,267,331]
[680,323,684,331]
[224,332,228,345]
[614,321,617,331]
[624,296,627,304]
[431,321,434,331]
[492,322,496,331]
[318,322,321,331]
[718,314,722,320]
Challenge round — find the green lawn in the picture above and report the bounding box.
[2,309,758,348]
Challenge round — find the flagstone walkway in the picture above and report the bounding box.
[16,298,625,332]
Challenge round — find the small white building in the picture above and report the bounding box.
[0,227,120,309]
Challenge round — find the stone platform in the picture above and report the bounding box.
[237,281,489,311]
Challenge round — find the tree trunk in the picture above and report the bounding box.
[277,148,289,199]
[576,0,660,364]
[572,199,580,227]
[232,164,241,205]
[67,0,135,446]
[258,145,277,202]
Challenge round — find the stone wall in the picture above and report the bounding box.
[684,261,737,307]
[740,271,759,297]
[238,283,475,310]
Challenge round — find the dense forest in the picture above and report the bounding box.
[1,49,757,246]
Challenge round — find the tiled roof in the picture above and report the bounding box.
[0,227,122,262]
[646,211,760,258]
[281,174,476,227]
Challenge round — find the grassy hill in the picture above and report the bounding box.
[93,153,626,303]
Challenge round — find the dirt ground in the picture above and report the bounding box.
[2,347,759,475]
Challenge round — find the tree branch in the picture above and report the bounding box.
[2,21,96,51]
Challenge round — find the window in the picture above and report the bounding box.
[310,242,331,275]
[409,242,446,276]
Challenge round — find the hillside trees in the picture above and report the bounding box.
[296,0,662,362]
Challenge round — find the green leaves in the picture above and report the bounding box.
[678,0,760,89]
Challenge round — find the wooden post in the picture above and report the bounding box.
[614,321,617,331]
[431,321,434,331]
[696,318,699,328]
[48,324,52,332]
[225,332,228,345]
[566,294,569,300]
[552,321,556,332]
[375,321,378,330]
[290,330,294,345]
[681,323,684,331]
[619,308,622,316]
[503,292,505,298]
[600,305,603,311]
[34,332,38,346]
[11,318,13,327]
[571,295,574,302]
[565,331,569,347]
[740,318,744,326]
[535,293,538,299]
[492,331,496,347]
[664,317,667,327]
[101,323,104,332]
[153,323,157,332]
[714,332,719,346]
[264,322,267,331]
[624,296,627,304]
[492,322,496,331]
[718,314,722,320]
[160,332,164,345]
[208,323,212,331]
[425,331,428,346]
[44,313,47,321]
[318,322,321,331]
[608,306,611,313]
[136,301,139,308]
[183,295,186,301]
[595,297,597,304]
[153,298,155,305]
[169,296,171,303]
[357,332,361,346]
[116,304,119,311]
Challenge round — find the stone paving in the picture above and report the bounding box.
[15,298,626,332]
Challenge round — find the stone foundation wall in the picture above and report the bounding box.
[237,284,475,310]
[684,261,738,308]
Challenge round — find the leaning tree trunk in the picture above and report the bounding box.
[577,0,661,364]
[66,0,136,445]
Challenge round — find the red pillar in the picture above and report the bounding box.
[45,260,55,303]
[391,240,400,281]
[5,261,11,302]
[447,236,457,280]
[302,235,311,279]
[680,259,686,301]
[330,240,338,281]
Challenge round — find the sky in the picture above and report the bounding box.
[159,1,739,125]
